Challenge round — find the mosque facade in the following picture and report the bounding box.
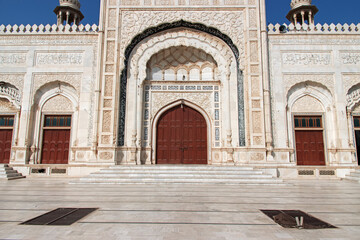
[0,0,359,178]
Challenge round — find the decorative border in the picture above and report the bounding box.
[142,84,221,147]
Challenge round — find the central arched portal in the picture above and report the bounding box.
[156,105,207,164]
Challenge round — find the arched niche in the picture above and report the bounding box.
[119,24,245,148]
[28,81,78,164]
[286,81,334,163]
[146,46,218,82]
[347,83,360,112]
[0,82,21,109]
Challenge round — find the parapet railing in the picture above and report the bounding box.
[268,23,360,34]
[0,24,99,34]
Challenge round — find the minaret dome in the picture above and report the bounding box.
[287,0,318,25]
[54,0,84,25]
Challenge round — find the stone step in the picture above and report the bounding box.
[344,175,360,183]
[0,172,24,178]
[88,173,273,179]
[0,165,25,180]
[343,170,360,183]
[0,169,18,174]
[97,169,264,175]
[108,165,255,171]
[74,165,282,185]
[349,172,360,177]
[77,179,284,185]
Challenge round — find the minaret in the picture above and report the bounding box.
[286,0,318,25]
[54,0,84,25]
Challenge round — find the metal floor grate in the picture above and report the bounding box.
[21,208,98,226]
[261,210,336,229]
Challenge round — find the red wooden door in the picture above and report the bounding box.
[41,129,70,164]
[295,130,325,166]
[157,105,207,164]
[0,129,13,164]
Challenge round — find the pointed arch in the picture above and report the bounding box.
[287,81,332,111]
[152,100,211,164]
[118,21,245,147]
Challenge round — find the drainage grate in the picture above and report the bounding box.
[261,210,336,229]
[51,168,67,174]
[31,168,46,174]
[21,208,97,226]
[298,170,314,175]
[319,170,335,176]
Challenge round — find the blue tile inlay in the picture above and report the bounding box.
[203,86,213,90]
[168,86,179,90]
[214,92,219,102]
[144,109,149,120]
[215,128,220,141]
[144,127,148,140]
[185,86,196,90]
[151,86,161,90]
[215,110,219,120]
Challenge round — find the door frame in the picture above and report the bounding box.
[152,100,211,164]
[353,114,360,165]
[292,113,328,165]
[39,113,73,164]
[0,114,16,163]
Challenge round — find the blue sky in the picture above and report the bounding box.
[0,0,358,25]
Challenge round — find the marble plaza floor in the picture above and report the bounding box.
[0,177,359,240]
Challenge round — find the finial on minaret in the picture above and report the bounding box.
[54,0,84,25]
[286,0,318,25]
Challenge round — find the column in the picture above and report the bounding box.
[66,11,70,25]
[301,11,305,25]
[136,84,144,162]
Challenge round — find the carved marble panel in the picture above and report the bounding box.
[120,11,244,68]
[0,74,24,91]
[343,74,360,94]
[292,95,324,112]
[283,74,334,95]
[282,52,331,66]
[0,52,26,66]
[42,95,73,112]
[35,52,83,66]
[33,73,81,95]
[341,52,360,64]
[0,98,17,112]
[151,92,212,118]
